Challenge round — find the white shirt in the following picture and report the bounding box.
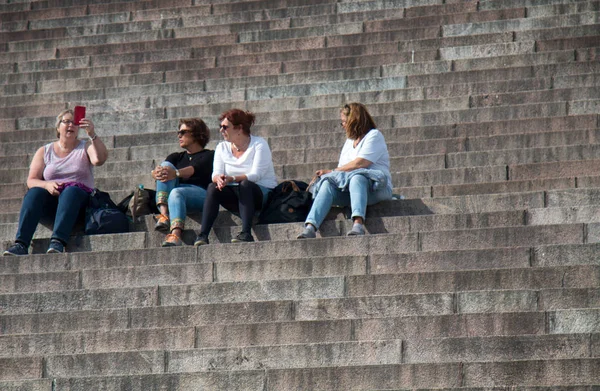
[338,129,393,192]
[212,135,278,189]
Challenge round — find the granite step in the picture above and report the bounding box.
[442,10,600,37]
[0,310,571,357]
[23,359,597,390]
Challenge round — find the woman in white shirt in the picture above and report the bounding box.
[297,103,393,239]
[195,109,277,245]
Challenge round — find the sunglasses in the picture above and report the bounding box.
[220,124,230,130]
[177,130,189,137]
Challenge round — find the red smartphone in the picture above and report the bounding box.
[73,106,86,125]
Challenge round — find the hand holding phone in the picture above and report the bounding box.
[73,106,86,126]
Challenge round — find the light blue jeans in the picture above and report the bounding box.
[305,174,392,229]
[155,161,207,232]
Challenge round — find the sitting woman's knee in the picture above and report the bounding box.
[238,179,253,188]
[160,161,176,169]
[169,187,185,202]
[206,182,219,195]
[349,174,369,187]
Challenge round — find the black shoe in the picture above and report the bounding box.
[46,239,65,254]
[231,232,254,243]
[3,242,28,256]
[194,234,209,246]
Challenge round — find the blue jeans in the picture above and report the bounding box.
[16,186,89,247]
[155,161,207,231]
[305,174,392,229]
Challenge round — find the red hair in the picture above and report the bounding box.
[219,109,255,136]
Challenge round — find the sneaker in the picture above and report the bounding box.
[162,233,182,247]
[194,233,209,246]
[296,225,316,239]
[231,232,254,243]
[46,239,65,254]
[346,223,366,236]
[154,214,170,232]
[3,242,28,256]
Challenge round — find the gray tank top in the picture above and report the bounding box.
[43,140,94,189]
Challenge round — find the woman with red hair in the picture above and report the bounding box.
[194,109,277,245]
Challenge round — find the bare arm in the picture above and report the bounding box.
[313,157,372,177]
[27,147,60,195]
[334,157,373,172]
[82,118,108,166]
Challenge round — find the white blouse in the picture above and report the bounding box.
[212,135,278,189]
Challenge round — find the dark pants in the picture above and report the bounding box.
[200,180,263,236]
[15,186,89,247]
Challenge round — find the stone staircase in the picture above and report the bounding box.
[0,0,599,389]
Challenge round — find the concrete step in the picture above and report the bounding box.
[0,310,544,357]
[515,22,600,41]
[365,7,526,33]
[5,227,600,277]
[448,143,600,168]
[528,0,600,18]
[442,11,600,37]
[28,358,597,389]
[429,177,578,198]
[348,265,600,297]
[0,326,194,357]
[472,86,600,109]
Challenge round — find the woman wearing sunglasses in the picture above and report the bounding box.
[194,109,277,245]
[152,118,214,247]
[297,102,393,239]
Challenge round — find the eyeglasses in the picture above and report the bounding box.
[177,130,189,137]
[61,120,75,125]
[220,124,230,130]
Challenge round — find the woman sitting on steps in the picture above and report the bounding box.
[3,108,108,255]
[297,102,393,239]
[152,118,214,247]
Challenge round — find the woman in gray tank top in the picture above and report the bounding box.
[3,108,108,255]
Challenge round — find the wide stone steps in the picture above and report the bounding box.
[0,359,598,390]
[1,249,598,293]
[0,334,597,380]
[0,0,597,388]
[0,271,597,316]
[6,309,594,356]
[0,49,590,106]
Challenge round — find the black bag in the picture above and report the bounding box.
[85,189,130,235]
[258,180,313,224]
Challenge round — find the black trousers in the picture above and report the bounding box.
[200,179,263,235]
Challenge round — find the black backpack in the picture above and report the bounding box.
[258,180,313,224]
[85,189,130,235]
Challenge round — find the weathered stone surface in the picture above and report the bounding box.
[201,319,351,349]
[405,334,591,363]
[0,286,157,315]
[349,266,599,296]
[159,276,345,306]
[296,293,454,321]
[169,340,402,372]
[463,359,600,386]
[52,371,266,390]
[266,363,461,390]
[549,308,600,334]
[46,351,165,377]
[0,327,194,356]
[354,311,545,340]
[130,301,293,328]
